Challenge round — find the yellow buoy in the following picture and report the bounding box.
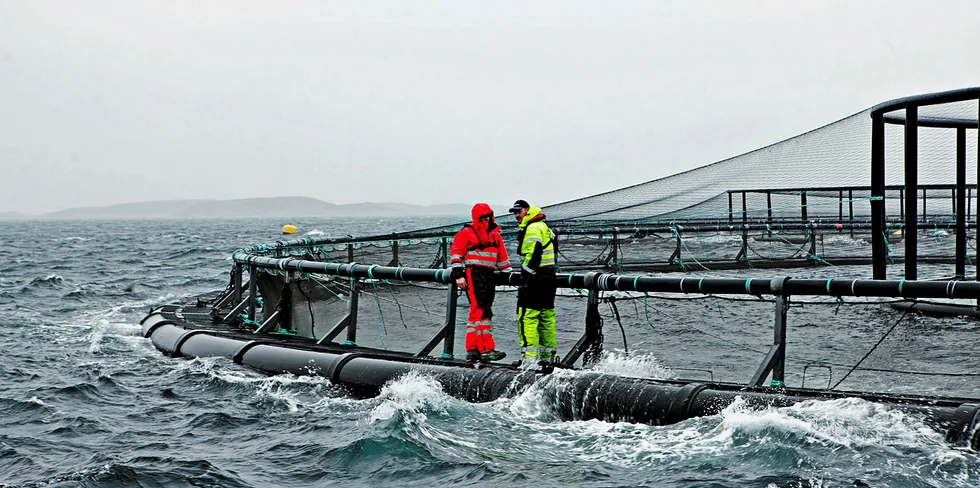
[282,224,297,235]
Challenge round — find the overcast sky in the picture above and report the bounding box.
[1,1,978,214]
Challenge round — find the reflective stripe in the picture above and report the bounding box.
[464,256,497,264]
[468,251,497,258]
[463,259,498,267]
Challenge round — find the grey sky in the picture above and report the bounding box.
[1,1,978,214]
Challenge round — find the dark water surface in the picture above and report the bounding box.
[1,218,979,488]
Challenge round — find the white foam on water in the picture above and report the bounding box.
[589,350,672,379]
[714,396,949,451]
[174,357,346,413]
[304,229,326,236]
[823,234,870,246]
[697,234,744,245]
[26,396,47,406]
[369,370,450,423]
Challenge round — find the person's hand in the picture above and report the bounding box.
[455,277,467,290]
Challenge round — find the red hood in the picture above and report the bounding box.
[470,202,497,236]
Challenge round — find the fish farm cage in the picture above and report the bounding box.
[142,87,980,450]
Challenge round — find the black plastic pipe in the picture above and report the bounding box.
[142,316,980,450]
[232,253,980,300]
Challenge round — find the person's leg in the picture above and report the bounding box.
[538,308,557,363]
[464,268,482,361]
[517,307,541,360]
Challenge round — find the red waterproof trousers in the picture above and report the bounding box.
[463,266,496,353]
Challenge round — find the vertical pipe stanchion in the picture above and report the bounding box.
[906,104,919,281]
[441,237,449,268]
[838,190,844,222]
[442,283,457,358]
[801,191,808,223]
[389,239,400,267]
[922,188,927,220]
[848,189,855,237]
[728,192,734,224]
[233,263,243,304]
[808,223,817,259]
[583,288,603,367]
[562,287,604,368]
[247,265,257,322]
[346,278,359,345]
[347,243,354,263]
[772,293,788,385]
[957,127,967,279]
[740,192,748,262]
[751,277,788,387]
[900,188,905,237]
[766,191,773,234]
[672,229,682,266]
[952,187,957,217]
[871,111,886,279]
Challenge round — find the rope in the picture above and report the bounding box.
[830,308,910,390]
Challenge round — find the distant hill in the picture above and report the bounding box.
[28,197,486,220]
[0,211,32,220]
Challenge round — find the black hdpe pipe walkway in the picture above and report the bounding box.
[143,317,980,451]
[233,253,980,300]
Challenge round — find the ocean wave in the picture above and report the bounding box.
[26,274,64,287]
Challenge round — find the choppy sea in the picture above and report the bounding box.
[2,218,979,488]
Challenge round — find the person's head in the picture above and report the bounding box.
[508,199,530,222]
[470,202,495,229]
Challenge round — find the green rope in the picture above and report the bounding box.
[306,274,351,304]
[367,280,389,350]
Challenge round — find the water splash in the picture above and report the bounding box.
[589,350,672,379]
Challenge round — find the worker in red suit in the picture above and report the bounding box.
[449,203,511,362]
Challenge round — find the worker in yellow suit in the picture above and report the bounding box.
[508,199,557,366]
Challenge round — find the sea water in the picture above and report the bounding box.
[1,218,978,487]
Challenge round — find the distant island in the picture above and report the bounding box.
[0,197,508,220]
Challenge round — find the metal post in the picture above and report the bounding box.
[441,237,449,268]
[233,263,243,304]
[247,265,257,322]
[766,191,773,233]
[871,111,886,279]
[416,282,459,357]
[441,283,457,357]
[838,190,843,222]
[905,104,919,281]
[563,288,603,368]
[728,192,733,224]
[848,189,855,237]
[345,279,359,344]
[347,243,354,263]
[801,191,808,223]
[740,192,748,262]
[388,239,399,267]
[922,188,927,220]
[900,188,905,237]
[957,127,967,279]
[750,277,788,387]
[669,228,682,267]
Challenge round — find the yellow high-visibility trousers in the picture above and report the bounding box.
[517,307,556,361]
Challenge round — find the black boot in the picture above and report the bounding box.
[466,350,481,362]
[480,350,506,362]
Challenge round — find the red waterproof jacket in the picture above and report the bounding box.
[449,203,512,274]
